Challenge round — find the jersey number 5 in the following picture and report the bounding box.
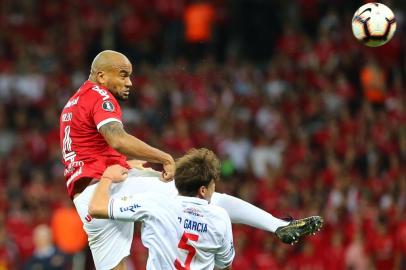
[174,232,199,270]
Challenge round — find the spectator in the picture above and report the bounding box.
[345,230,372,270]
[51,199,87,256]
[0,0,404,268]
[0,213,19,269]
[360,58,386,104]
[24,224,70,270]
[184,0,215,60]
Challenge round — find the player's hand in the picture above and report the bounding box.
[162,157,175,182]
[102,165,129,183]
[127,159,147,170]
[127,159,161,174]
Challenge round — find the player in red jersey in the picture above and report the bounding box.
[60,50,175,199]
[60,50,177,269]
[61,50,323,270]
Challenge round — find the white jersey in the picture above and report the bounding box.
[109,192,235,270]
[73,169,235,269]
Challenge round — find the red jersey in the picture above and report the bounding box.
[60,81,129,197]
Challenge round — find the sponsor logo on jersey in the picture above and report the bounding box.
[92,85,110,101]
[102,100,115,112]
[61,112,73,122]
[120,195,134,201]
[183,219,208,233]
[66,166,82,187]
[120,203,141,212]
[184,207,203,217]
[64,161,84,176]
[64,97,79,108]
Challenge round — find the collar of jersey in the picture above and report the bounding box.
[177,196,209,205]
[83,80,108,91]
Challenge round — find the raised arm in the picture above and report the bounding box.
[89,164,159,222]
[88,165,129,218]
[99,121,175,180]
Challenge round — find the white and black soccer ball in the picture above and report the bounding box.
[352,2,396,47]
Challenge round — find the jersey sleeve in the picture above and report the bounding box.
[214,211,235,269]
[108,193,158,222]
[91,93,122,131]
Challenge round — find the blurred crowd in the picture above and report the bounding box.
[0,0,405,269]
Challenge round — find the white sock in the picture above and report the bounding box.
[211,193,289,233]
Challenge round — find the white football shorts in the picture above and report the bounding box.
[73,169,177,270]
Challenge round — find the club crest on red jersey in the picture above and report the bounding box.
[102,101,115,112]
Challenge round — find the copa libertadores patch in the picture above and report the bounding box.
[102,100,115,112]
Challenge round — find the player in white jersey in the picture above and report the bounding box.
[73,151,323,269]
[88,148,234,270]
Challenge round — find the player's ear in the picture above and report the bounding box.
[96,71,106,85]
[197,186,207,199]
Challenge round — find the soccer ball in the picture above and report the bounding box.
[352,2,396,47]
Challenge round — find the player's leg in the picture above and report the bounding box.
[275,216,323,244]
[73,184,134,269]
[211,193,323,244]
[210,193,289,232]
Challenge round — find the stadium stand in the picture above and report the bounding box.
[0,0,405,269]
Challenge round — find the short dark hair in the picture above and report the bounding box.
[175,148,221,197]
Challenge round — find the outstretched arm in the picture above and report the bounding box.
[99,121,175,180]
